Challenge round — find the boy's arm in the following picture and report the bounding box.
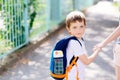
[79,48,100,65]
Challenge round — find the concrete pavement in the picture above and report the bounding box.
[0,1,119,80]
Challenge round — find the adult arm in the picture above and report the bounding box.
[99,25,120,47]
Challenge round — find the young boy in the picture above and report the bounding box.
[65,11,101,80]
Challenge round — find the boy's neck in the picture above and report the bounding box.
[70,35,83,40]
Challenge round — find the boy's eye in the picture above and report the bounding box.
[73,26,77,29]
[80,26,84,28]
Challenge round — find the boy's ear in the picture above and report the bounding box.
[66,26,71,34]
[66,26,69,31]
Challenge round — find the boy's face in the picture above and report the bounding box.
[67,21,85,39]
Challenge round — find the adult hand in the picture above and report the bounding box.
[93,43,103,52]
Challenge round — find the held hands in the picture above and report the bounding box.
[93,43,103,53]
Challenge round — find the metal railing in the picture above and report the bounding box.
[0,0,28,59]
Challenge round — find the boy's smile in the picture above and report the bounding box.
[67,21,85,39]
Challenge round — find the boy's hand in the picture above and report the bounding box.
[93,46,101,54]
[93,43,103,52]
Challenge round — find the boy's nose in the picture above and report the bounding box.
[78,28,82,32]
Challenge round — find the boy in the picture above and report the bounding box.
[65,11,100,80]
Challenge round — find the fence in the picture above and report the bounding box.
[0,0,28,59]
[0,0,94,59]
[29,0,94,39]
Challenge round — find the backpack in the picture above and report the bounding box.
[50,36,82,80]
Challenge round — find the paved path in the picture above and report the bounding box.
[0,1,119,80]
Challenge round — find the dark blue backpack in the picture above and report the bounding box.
[50,36,82,79]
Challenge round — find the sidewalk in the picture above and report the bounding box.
[0,1,119,80]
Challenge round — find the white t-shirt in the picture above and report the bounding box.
[66,39,87,80]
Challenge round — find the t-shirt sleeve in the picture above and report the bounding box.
[68,40,86,56]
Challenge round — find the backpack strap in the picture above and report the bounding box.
[66,56,80,80]
[65,57,79,80]
[68,36,82,47]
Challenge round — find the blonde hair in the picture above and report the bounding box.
[66,11,86,28]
